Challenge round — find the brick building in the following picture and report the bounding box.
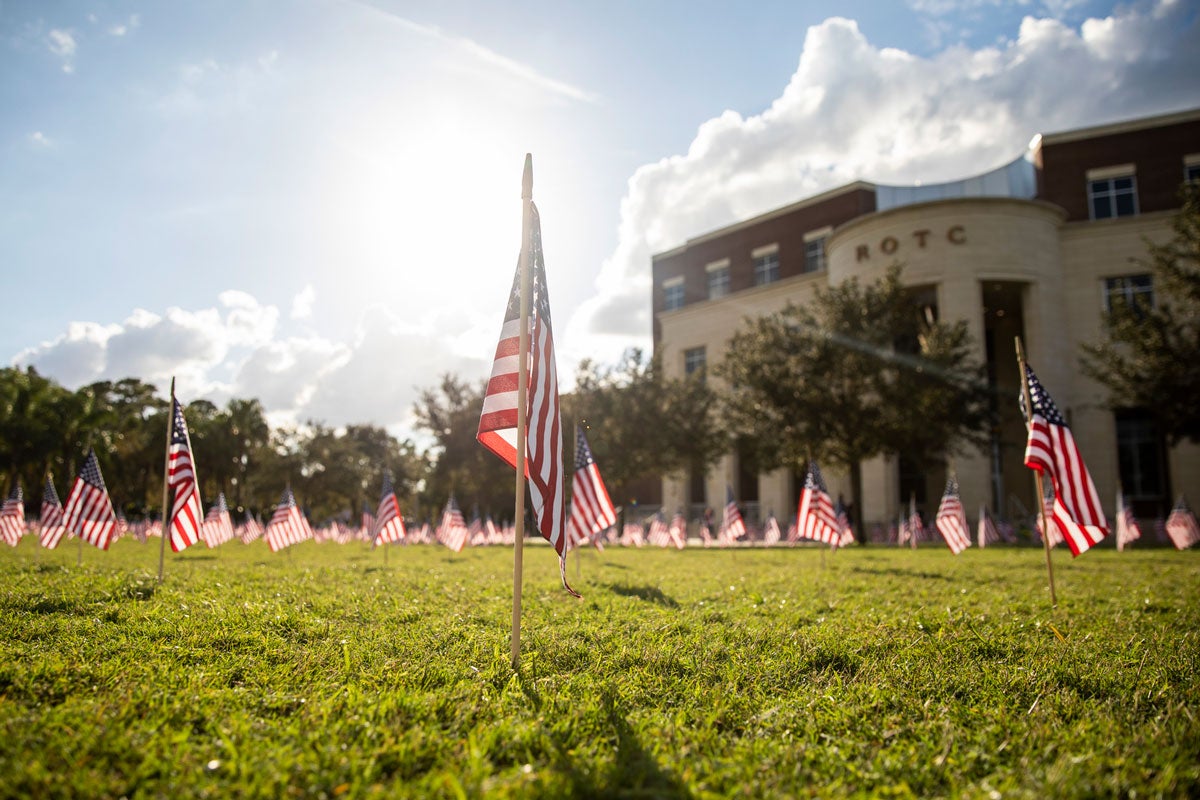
[651,107,1200,529]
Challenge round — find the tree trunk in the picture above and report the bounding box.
[850,461,866,545]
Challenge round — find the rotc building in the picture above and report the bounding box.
[651,107,1200,530]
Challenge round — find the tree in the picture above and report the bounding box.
[1081,181,1200,445]
[413,374,513,521]
[718,265,991,534]
[567,349,726,501]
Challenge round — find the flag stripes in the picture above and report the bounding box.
[62,448,117,550]
[166,397,204,552]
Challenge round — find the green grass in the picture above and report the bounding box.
[1,539,1197,798]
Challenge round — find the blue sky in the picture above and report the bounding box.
[3,0,1198,440]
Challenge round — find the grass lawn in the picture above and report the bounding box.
[0,539,1197,798]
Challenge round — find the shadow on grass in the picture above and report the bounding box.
[561,690,692,798]
[849,565,951,582]
[605,584,679,608]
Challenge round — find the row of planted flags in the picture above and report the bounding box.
[2,379,1196,557]
[4,188,1199,575]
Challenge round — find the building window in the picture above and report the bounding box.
[1186,154,1200,183]
[1104,274,1153,315]
[663,277,684,311]
[1087,166,1138,220]
[752,244,779,286]
[684,346,706,376]
[803,227,830,273]
[706,259,730,299]
[1116,409,1165,503]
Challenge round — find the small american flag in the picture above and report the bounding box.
[265,487,313,552]
[1115,491,1142,551]
[565,426,617,551]
[796,461,839,545]
[762,513,781,546]
[238,509,264,544]
[437,496,469,553]
[667,510,688,549]
[647,512,671,547]
[39,476,68,549]
[935,476,971,554]
[1022,364,1108,554]
[1165,496,1200,550]
[476,202,571,592]
[0,483,24,547]
[835,500,855,547]
[907,496,925,546]
[977,505,1000,548]
[373,470,407,546]
[165,398,204,552]
[720,485,746,542]
[201,492,235,547]
[62,448,117,550]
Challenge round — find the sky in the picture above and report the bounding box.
[3,0,1199,443]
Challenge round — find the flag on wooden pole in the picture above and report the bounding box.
[720,485,746,542]
[39,476,69,549]
[265,487,313,552]
[935,476,972,554]
[165,397,204,552]
[1020,363,1109,555]
[1165,496,1200,550]
[437,496,469,553]
[477,164,574,598]
[0,482,24,547]
[796,461,839,545]
[372,469,407,546]
[201,492,235,547]
[62,448,118,550]
[565,425,616,551]
[1115,490,1142,551]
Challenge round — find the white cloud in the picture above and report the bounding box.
[291,284,316,320]
[46,28,76,73]
[566,2,1200,362]
[108,14,140,37]
[27,131,53,148]
[9,294,477,441]
[157,53,281,116]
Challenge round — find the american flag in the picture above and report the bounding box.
[977,505,1001,548]
[647,512,671,547]
[907,495,925,545]
[373,470,407,546]
[62,448,117,550]
[265,487,313,552]
[238,509,264,544]
[165,397,204,552]
[476,202,570,590]
[1165,496,1200,550]
[796,461,839,545]
[667,510,688,549]
[437,496,469,553]
[934,476,971,555]
[835,500,855,547]
[720,485,746,542]
[621,521,646,547]
[1021,364,1108,554]
[39,476,68,549]
[1115,490,1142,551]
[0,482,24,547]
[762,513,781,546]
[201,492,235,547]
[565,426,617,551]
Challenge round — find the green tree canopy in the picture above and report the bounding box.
[718,265,991,532]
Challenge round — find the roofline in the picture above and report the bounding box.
[1039,106,1200,146]
[651,180,875,261]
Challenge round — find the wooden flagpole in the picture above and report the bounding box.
[158,377,175,583]
[511,153,534,671]
[1015,337,1057,607]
